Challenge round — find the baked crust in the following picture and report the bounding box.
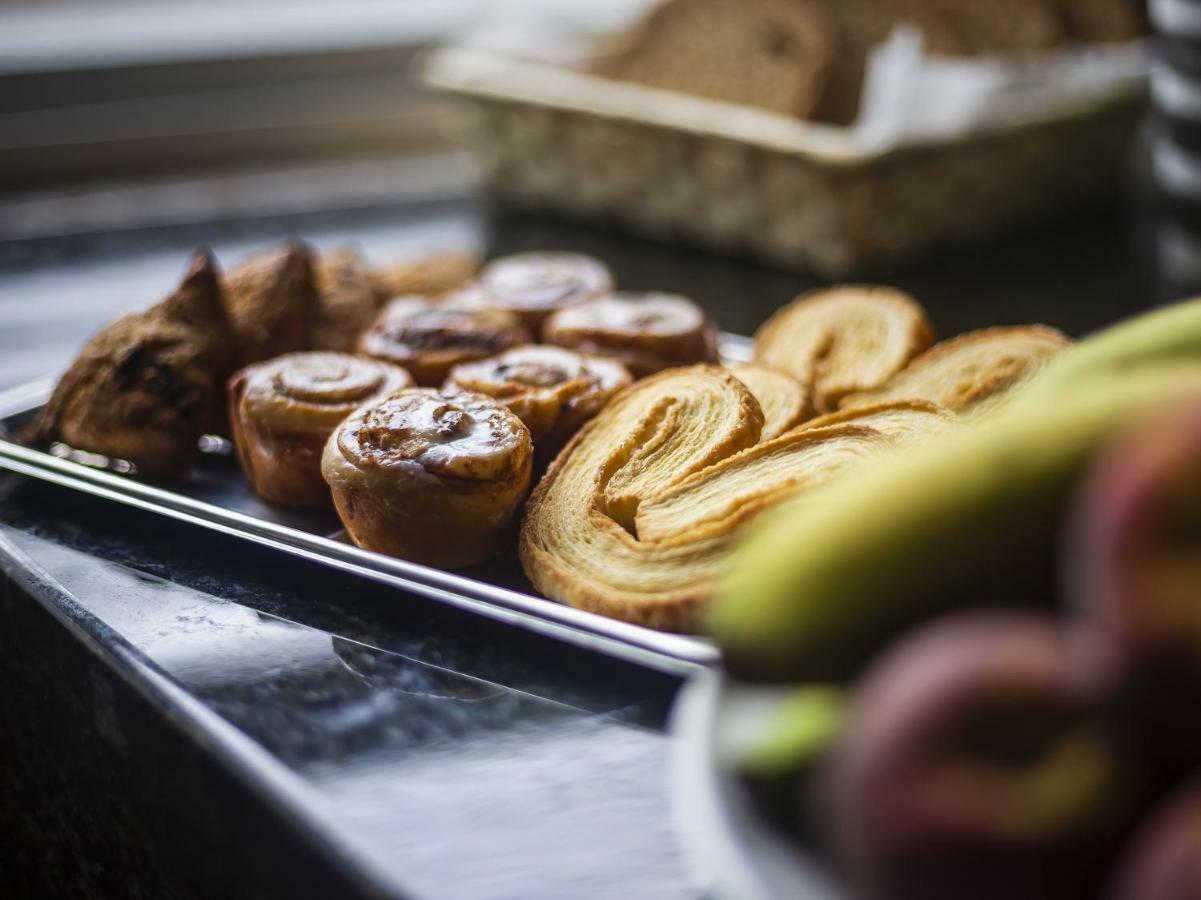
[224,242,320,365]
[323,389,533,568]
[841,325,1073,413]
[357,296,531,386]
[31,250,237,475]
[519,365,907,630]
[754,285,935,413]
[542,292,720,377]
[369,251,479,305]
[310,249,380,353]
[228,352,412,507]
[728,364,812,440]
[471,252,614,332]
[443,345,632,463]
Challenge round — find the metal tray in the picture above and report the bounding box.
[0,335,753,674]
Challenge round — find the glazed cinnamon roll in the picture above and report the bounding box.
[443,345,632,460]
[542,292,720,377]
[753,286,935,413]
[357,297,531,386]
[472,252,614,330]
[229,352,412,507]
[322,389,533,568]
[520,365,902,631]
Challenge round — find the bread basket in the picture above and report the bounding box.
[423,45,1146,276]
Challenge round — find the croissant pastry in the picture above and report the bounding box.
[841,326,1073,413]
[728,364,811,440]
[470,252,614,330]
[310,249,380,352]
[443,345,632,461]
[520,365,903,630]
[370,250,480,304]
[753,286,935,412]
[229,352,413,507]
[30,250,238,475]
[542,292,720,377]
[323,389,533,568]
[224,242,320,365]
[357,296,531,386]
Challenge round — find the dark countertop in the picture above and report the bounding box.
[0,166,1159,899]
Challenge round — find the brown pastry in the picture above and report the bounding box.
[443,345,632,460]
[753,286,935,413]
[322,389,533,568]
[600,0,838,119]
[310,249,380,352]
[356,296,531,386]
[728,364,812,440]
[469,252,614,331]
[228,352,413,507]
[1045,0,1145,43]
[224,242,320,365]
[31,250,238,475]
[370,250,480,304]
[542,292,720,377]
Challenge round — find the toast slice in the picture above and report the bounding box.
[601,0,838,118]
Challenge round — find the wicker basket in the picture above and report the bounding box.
[424,46,1147,276]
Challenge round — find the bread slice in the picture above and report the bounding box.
[841,325,1073,413]
[753,286,935,413]
[602,0,838,118]
[1045,0,1145,43]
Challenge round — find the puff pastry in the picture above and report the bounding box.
[224,243,319,365]
[323,389,533,568]
[31,250,237,475]
[802,399,958,447]
[229,352,413,507]
[472,252,614,330]
[728,364,811,440]
[443,345,632,461]
[543,292,720,377]
[754,286,934,412]
[357,296,531,386]
[520,365,899,630]
[841,326,1073,413]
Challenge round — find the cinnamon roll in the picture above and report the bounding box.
[520,365,901,630]
[443,345,632,460]
[472,252,614,330]
[542,292,720,377]
[356,297,531,386]
[841,326,1073,414]
[753,286,935,413]
[323,389,533,568]
[728,364,811,440]
[229,352,412,507]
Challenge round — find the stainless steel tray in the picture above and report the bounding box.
[0,335,753,674]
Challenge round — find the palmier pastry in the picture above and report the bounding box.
[754,286,934,413]
[224,242,320,365]
[323,389,533,568]
[803,399,958,448]
[471,252,614,331]
[310,249,380,352]
[31,250,237,475]
[542,292,720,377]
[229,352,413,507]
[369,250,480,304]
[357,296,531,386]
[728,364,811,440]
[443,345,632,460]
[520,366,904,631]
[841,326,1073,414]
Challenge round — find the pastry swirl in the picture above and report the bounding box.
[323,389,533,568]
[543,291,720,377]
[443,345,632,460]
[841,326,1073,414]
[729,364,811,440]
[473,252,614,330]
[754,286,935,412]
[519,365,901,630]
[229,352,412,507]
[357,297,531,386]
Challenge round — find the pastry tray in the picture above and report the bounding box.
[0,335,754,674]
